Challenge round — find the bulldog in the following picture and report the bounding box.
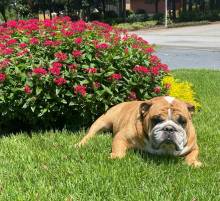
[76,96,202,167]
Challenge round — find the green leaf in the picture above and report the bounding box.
[86,54,92,61]
[38,108,47,117]
[22,102,28,109]
[36,87,42,95]
[61,99,67,104]
[31,106,36,112]
[69,101,75,106]
[113,56,120,60]
[104,71,114,77]
[56,88,60,96]
[102,85,113,95]
[80,80,89,85]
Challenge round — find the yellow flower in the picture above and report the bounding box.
[162,76,201,110]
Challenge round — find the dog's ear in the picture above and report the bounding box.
[139,101,152,117]
[185,102,195,115]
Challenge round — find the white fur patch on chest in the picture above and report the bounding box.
[164,96,175,104]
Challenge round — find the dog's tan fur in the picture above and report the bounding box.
[76,96,202,167]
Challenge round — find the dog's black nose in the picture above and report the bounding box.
[164,125,175,133]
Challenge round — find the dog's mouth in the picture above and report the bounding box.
[153,139,181,151]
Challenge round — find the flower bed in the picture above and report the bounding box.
[163,76,201,110]
[0,17,170,131]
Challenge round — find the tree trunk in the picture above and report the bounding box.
[209,0,215,10]
[43,10,46,20]
[172,0,176,20]
[0,8,7,22]
[182,0,187,12]
[155,0,159,13]
[101,0,106,15]
[200,0,205,12]
[122,0,126,21]
[217,0,220,9]
[66,0,70,16]
[188,0,193,12]
[119,0,122,18]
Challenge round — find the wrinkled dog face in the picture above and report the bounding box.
[150,115,187,151]
[141,97,193,153]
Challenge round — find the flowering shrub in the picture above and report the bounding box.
[0,17,170,131]
[162,76,201,110]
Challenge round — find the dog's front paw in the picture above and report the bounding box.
[109,152,126,159]
[74,141,84,148]
[187,160,203,168]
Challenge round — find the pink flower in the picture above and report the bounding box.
[108,73,122,81]
[0,44,6,49]
[16,49,29,57]
[74,85,87,96]
[43,19,53,28]
[53,40,62,46]
[74,37,83,44]
[44,40,54,46]
[133,65,149,74]
[49,66,60,76]
[32,67,47,75]
[68,64,77,70]
[54,51,68,61]
[3,48,14,55]
[165,83,171,89]
[92,21,112,31]
[132,44,139,49]
[145,47,154,53]
[19,43,28,49]
[93,82,101,89]
[0,59,11,69]
[150,55,160,64]
[52,62,63,68]
[72,50,82,58]
[95,43,109,49]
[62,29,74,37]
[84,68,97,73]
[159,63,170,73]
[54,77,67,86]
[122,35,129,41]
[151,66,159,76]
[128,91,137,100]
[124,48,129,54]
[7,20,17,28]
[50,32,56,37]
[0,35,10,41]
[24,85,32,94]
[154,86,161,94]
[0,73,6,82]
[7,39,17,46]
[30,37,39,45]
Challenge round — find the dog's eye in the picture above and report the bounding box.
[151,116,164,126]
[177,116,187,127]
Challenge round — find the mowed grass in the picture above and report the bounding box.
[0,69,220,201]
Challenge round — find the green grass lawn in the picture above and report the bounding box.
[0,69,220,201]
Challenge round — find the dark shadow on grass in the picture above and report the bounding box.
[0,116,90,137]
[134,149,181,165]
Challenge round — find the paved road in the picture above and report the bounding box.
[132,23,220,69]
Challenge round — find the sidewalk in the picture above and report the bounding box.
[132,23,220,50]
[131,23,220,69]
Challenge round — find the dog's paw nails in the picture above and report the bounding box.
[74,143,83,148]
[109,153,125,159]
[109,153,116,159]
[187,160,203,168]
[193,161,202,168]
